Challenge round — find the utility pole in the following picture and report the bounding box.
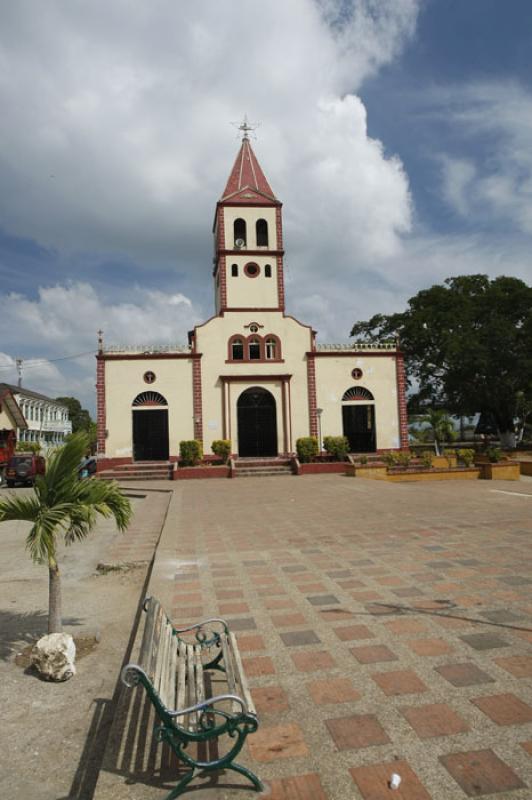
[16,358,23,388]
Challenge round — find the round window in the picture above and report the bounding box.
[144,371,156,384]
[244,262,260,278]
[249,324,259,333]
[351,368,363,380]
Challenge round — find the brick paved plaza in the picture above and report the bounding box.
[100,475,532,800]
[169,475,532,799]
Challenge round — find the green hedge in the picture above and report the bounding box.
[323,435,349,461]
[211,439,231,464]
[296,436,319,463]
[179,440,203,466]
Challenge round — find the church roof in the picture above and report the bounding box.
[220,138,278,205]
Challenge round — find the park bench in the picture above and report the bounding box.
[121,596,263,799]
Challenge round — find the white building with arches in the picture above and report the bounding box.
[96,134,408,467]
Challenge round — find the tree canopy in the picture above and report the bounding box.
[350,275,532,435]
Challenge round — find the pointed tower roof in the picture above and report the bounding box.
[220,135,278,205]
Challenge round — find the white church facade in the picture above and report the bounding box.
[96,134,408,466]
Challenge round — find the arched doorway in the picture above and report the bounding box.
[342,386,376,453]
[237,387,277,457]
[132,391,169,461]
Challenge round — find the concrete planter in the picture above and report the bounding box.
[478,462,520,481]
[386,467,480,482]
[519,460,532,476]
[299,462,347,475]
[346,464,388,480]
[432,454,458,468]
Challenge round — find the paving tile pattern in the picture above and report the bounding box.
[168,476,532,799]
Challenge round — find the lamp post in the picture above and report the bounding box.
[316,408,323,454]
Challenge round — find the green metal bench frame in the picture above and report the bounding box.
[121,596,263,799]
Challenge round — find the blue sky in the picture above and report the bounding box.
[0,0,531,412]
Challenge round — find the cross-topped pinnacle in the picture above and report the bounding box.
[236,114,259,141]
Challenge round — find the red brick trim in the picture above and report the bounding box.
[306,353,318,437]
[96,355,106,455]
[220,374,292,383]
[219,249,285,257]
[102,352,197,361]
[244,261,260,278]
[275,207,285,311]
[220,306,283,313]
[395,352,409,449]
[192,358,203,442]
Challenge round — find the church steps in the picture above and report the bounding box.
[97,462,173,481]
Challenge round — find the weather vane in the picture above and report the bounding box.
[231,114,260,141]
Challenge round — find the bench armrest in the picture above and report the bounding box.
[121,663,254,717]
[173,617,228,635]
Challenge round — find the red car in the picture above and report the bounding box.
[6,453,46,487]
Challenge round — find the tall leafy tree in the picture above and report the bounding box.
[351,275,532,445]
[0,433,132,633]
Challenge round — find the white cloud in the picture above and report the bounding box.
[0,282,203,407]
[0,0,418,267]
[433,81,532,234]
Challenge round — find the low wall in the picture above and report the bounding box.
[386,468,480,482]
[173,466,230,480]
[298,462,347,475]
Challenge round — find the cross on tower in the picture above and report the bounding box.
[235,114,260,141]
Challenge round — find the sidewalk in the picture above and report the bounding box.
[96,476,532,799]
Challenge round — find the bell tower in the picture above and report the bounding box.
[213,124,285,314]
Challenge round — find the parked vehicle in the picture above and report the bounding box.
[5,453,46,487]
[0,430,17,487]
[78,455,97,479]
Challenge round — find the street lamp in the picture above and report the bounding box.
[316,408,323,454]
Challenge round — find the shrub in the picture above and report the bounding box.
[486,446,502,463]
[396,451,412,468]
[211,439,231,464]
[296,437,319,463]
[384,452,399,468]
[420,451,433,469]
[323,435,349,461]
[359,454,368,465]
[179,440,203,466]
[16,441,42,454]
[458,448,475,467]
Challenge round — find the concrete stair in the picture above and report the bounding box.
[98,461,174,482]
[234,458,294,478]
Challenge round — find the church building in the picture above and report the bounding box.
[96,131,408,467]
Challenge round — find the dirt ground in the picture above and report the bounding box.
[0,490,160,800]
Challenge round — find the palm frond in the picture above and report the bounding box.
[0,494,42,523]
[24,504,75,564]
[39,433,89,505]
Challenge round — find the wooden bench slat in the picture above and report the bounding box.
[229,632,256,716]
[147,601,164,681]
[155,621,172,703]
[138,598,158,673]
[176,640,187,714]
[186,644,197,731]
[166,634,178,710]
[219,632,239,714]
[194,645,205,707]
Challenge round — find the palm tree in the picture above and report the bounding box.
[412,408,456,455]
[0,433,132,634]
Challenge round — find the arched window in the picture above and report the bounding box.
[256,219,269,246]
[234,218,246,247]
[132,391,168,407]
[264,264,272,278]
[231,337,244,361]
[265,336,280,360]
[248,337,261,360]
[231,264,238,277]
[342,387,374,402]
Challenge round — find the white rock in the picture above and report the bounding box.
[31,633,76,681]
[389,773,402,790]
